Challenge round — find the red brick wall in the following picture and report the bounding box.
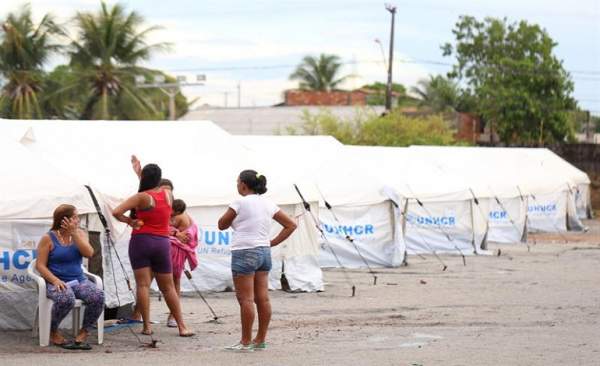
[284,90,367,106]
[455,112,481,144]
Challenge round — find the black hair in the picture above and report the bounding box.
[131,164,161,219]
[160,178,174,190]
[172,199,186,215]
[138,164,162,192]
[239,169,267,195]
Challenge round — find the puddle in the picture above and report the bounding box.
[399,342,427,348]
[412,333,443,340]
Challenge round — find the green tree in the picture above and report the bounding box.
[442,16,576,144]
[0,5,62,119]
[411,75,460,112]
[67,2,170,119]
[360,82,415,107]
[44,65,190,120]
[593,115,600,133]
[289,54,348,91]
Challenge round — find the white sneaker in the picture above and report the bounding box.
[224,342,254,352]
[166,317,177,328]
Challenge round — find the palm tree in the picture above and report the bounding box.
[67,2,169,119]
[0,5,62,119]
[289,54,348,91]
[411,75,459,112]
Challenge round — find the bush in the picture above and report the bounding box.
[297,109,459,147]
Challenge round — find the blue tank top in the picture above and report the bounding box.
[47,231,86,282]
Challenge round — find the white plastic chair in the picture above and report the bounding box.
[28,258,104,346]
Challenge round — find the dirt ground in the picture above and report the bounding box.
[1,221,599,366]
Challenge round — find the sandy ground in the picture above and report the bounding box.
[1,221,599,366]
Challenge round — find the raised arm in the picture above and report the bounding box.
[270,210,297,247]
[131,155,142,180]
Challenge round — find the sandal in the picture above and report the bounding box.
[61,341,92,350]
[117,318,143,324]
[179,331,195,337]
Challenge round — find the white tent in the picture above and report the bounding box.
[0,136,102,329]
[408,146,588,243]
[512,148,591,220]
[0,120,323,325]
[344,146,490,256]
[236,135,406,269]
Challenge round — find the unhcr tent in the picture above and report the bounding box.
[513,148,591,220]
[408,146,588,243]
[0,120,323,328]
[0,136,102,329]
[236,135,405,269]
[344,146,490,256]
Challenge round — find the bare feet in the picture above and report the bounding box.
[141,328,153,335]
[50,331,66,345]
[179,330,195,337]
[75,329,89,343]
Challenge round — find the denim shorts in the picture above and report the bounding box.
[231,246,272,276]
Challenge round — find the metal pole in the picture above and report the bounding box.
[168,89,176,120]
[237,82,241,108]
[385,4,397,112]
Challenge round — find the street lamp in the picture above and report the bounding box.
[384,3,397,113]
[136,74,206,120]
[374,38,388,72]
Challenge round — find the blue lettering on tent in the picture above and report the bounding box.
[322,224,375,237]
[0,250,38,271]
[13,250,31,270]
[202,230,230,245]
[489,211,508,220]
[407,214,456,227]
[528,203,557,213]
[1,251,9,271]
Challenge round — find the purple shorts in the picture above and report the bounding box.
[129,234,172,273]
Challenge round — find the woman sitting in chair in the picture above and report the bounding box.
[36,204,105,350]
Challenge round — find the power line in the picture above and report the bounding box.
[161,59,600,81]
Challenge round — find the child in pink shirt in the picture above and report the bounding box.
[167,199,198,327]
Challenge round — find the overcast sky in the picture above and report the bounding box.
[2,0,599,113]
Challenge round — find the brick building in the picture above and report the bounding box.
[283,89,368,106]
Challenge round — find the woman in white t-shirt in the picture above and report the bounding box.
[218,169,297,352]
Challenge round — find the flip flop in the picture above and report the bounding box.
[117,318,143,324]
[179,332,195,337]
[61,341,92,350]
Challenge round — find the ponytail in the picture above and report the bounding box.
[239,169,268,195]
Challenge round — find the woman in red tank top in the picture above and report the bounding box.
[112,164,194,337]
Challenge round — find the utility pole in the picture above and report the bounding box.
[585,110,592,143]
[136,74,205,120]
[237,82,241,108]
[385,3,397,113]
